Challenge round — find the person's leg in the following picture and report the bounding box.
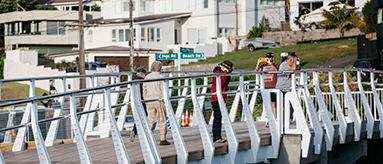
[157,102,168,142]
[271,93,277,118]
[146,102,158,133]
[212,101,222,142]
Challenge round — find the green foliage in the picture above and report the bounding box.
[0,48,5,79]
[246,16,270,39]
[319,4,360,37]
[91,4,101,11]
[27,3,57,10]
[359,1,377,34]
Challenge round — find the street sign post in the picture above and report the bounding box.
[181,53,204,59]
[157,53,178,60]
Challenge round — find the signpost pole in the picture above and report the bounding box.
[178,47,181,96]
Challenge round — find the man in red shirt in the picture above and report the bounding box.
[254,52,279,117]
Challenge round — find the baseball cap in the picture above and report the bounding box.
[265,52,274,58]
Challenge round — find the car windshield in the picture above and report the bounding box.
[353,60,373,68]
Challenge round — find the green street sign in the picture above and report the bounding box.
[180,47,194,53]
[181,53,204,59]
[158,53,178,60]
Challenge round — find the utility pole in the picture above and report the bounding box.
[129,0,134,71]
[78,0,86,91]
[235,0,238,51]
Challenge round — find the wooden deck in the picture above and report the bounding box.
[3,122,271,164]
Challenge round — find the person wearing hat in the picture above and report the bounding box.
[254,52,279,116]
[211,60,233,143]
[130,67,148,142]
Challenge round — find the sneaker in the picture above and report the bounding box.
[214,138,227,143]
[160,140,171,145]
[130,132,135,142]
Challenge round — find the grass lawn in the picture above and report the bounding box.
[192,38,357,70]
[1,82,48,100]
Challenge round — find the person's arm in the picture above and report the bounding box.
[289,57,297,71]
[254,58,262,71]
[267,59,278,71]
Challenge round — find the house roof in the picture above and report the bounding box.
[25,0,98,5]
[47,45,162,58]
[86,12,192,25]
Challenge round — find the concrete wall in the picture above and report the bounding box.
[5,50,38,65]
[262,28,364,45]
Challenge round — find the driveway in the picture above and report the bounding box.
[311,54,357,68]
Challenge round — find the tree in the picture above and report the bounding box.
[357,1,377,34]
[319,4,360,37]
[246,16,270,39]
[91,4,101,11]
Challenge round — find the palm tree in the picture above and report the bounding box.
[319,4,360,37]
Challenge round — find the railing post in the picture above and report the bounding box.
[229,85,241,122]
[69,93,93,164]
[117,74,132,131]
[313,71,334,151]
[370,71,383,138]
[283,72,311,158]
[357,70,374,139]
[46,78,67,146]
[195,73,208,127]
[31,100,51,163]
[163,79,188,164]
[301,72,323,154]
[190,77,215,164]
[239,75,261,162]
[4,106,15,143]
[246,74,260,122]
[130,83,161,164]
[216,74,238,163]
[104,88,131,163]
[79,76,94,134]
[99,92,119,138]
[345,71,362,141]
[175,73,189,127]
[328,71,347,144]
[13,79,35,151]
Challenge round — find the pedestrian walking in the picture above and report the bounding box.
[143,61,170,145]
[130,67,148,142]
[211,60,233,143]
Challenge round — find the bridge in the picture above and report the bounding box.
[0,68,382,163]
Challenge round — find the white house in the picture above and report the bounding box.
[83,0,285,63]
[289,0,368,30]
[0,10,100,54]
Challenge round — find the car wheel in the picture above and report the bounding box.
[248,45,255,51]
[310,23,317,30]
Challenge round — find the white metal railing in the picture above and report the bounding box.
[0,68,382,164]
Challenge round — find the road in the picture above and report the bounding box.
[311,53,357,68]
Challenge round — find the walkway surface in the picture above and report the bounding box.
[312,53,357,68]
[3,122,271,164]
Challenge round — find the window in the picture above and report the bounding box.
[141,27,146,42]
[204,0,208,8]
[123,1,135,12]
[273,0,278,6]
[198,29,207,44]
[189,0,207,10]
[219,28,234,37]
[188,29,197,44]
[219,0,234,3]
[260,0,265,5]
[156,28,161,42]
[148,27,155,42]
[299,2,323,12]
[116,1,122,13]
[267,0,272,5]
[189,0,195,10]
[111,29,117,42]
[140,0,153,12]
[87,30,93,44]
[47,21,65,35]
[188,29,207,44]
[118,29,124,42]
[125,29,130,42]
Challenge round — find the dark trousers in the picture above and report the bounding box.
[132,107,147,135]
[212,101,222,141]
